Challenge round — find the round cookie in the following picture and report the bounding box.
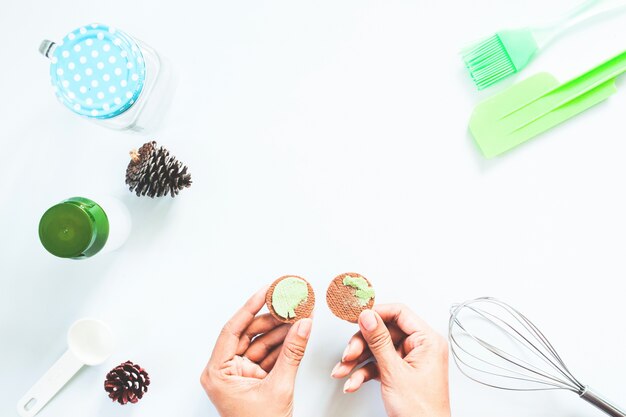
[266,275,315,323]
[326,272,375,323]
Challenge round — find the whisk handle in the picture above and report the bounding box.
[581,387,626,417]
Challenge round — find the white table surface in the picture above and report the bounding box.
[2,1,626,416]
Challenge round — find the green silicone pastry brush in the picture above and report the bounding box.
[463,0,626,90]
[470,50,626,158]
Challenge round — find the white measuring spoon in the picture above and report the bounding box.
[17,318,115,417]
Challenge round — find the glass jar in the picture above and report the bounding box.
[40,23,169,132]
[38,196,131,259]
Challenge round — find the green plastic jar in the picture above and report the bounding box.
[38,196,129,259]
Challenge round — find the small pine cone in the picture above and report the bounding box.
[126,141,192,198]
[104,361,150,405]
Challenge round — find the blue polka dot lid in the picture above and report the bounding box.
[48,23,146,119]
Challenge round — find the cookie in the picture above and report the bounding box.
[266,275,315,323]
[326,272,375,323]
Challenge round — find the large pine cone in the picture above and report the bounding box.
[104,361,150,405]
[126,141,192,198]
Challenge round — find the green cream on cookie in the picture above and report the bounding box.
[343,276,375,306]
[272,277,309,319]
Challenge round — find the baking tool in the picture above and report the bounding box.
[463,0,626,90]
[470,49,626,158]
[17,319,115,417]
[449,297,626,417]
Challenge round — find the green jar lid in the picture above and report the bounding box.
[38,197,109,259]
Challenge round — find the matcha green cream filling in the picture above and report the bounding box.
[343,276,375,306]
[272,277,309,319]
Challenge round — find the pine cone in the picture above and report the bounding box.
[104,361,150,405]
[126,141,192,197]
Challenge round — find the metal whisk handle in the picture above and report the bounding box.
[580,386,626,417]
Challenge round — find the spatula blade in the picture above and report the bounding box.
[470,72,618,158]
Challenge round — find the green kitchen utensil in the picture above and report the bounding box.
[470,50,626,158]
[463,0,626,90]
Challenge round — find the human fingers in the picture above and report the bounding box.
[357,310,400,375]
[268,318,313,385]
[222,355,268,379]
[259,345,282,372]
[340,324,405,363]
[344,343,405,393]
[331,324,405,379]
[209,286,269,367]
[340,303,431,364]
[243,324,291,363]
[258,312,315,373]
[342,362,379,393]
[373,304,433,337]
[403,330,449,368]
[236,313,284,355]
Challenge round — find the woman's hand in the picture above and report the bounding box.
[331,304,450,417]
[200,287,313,417]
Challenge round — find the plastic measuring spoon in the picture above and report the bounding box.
[17,319,115,417]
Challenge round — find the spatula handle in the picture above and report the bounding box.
[16,350,84,417]
[556,50,626,96]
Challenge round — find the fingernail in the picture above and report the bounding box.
[297,318,312,338]
[343,378,352,393]
[360,310,377,331]
[330,362,342,378]
[341,342,351,362]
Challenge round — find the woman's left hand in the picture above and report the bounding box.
[200,286,313,417]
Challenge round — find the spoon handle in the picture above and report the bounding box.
[16,350,84,417]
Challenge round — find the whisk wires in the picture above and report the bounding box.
[449,297,584,393]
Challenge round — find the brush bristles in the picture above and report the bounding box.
[463,35,515,90]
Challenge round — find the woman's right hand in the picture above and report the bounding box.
[331,304,451,417]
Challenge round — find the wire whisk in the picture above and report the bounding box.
[449,297,626,417]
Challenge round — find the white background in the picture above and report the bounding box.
[1,1,626,416]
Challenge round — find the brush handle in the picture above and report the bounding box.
[532,0,626,48]
[580,387,626,417]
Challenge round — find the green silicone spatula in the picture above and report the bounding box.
[470,50,626,158]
